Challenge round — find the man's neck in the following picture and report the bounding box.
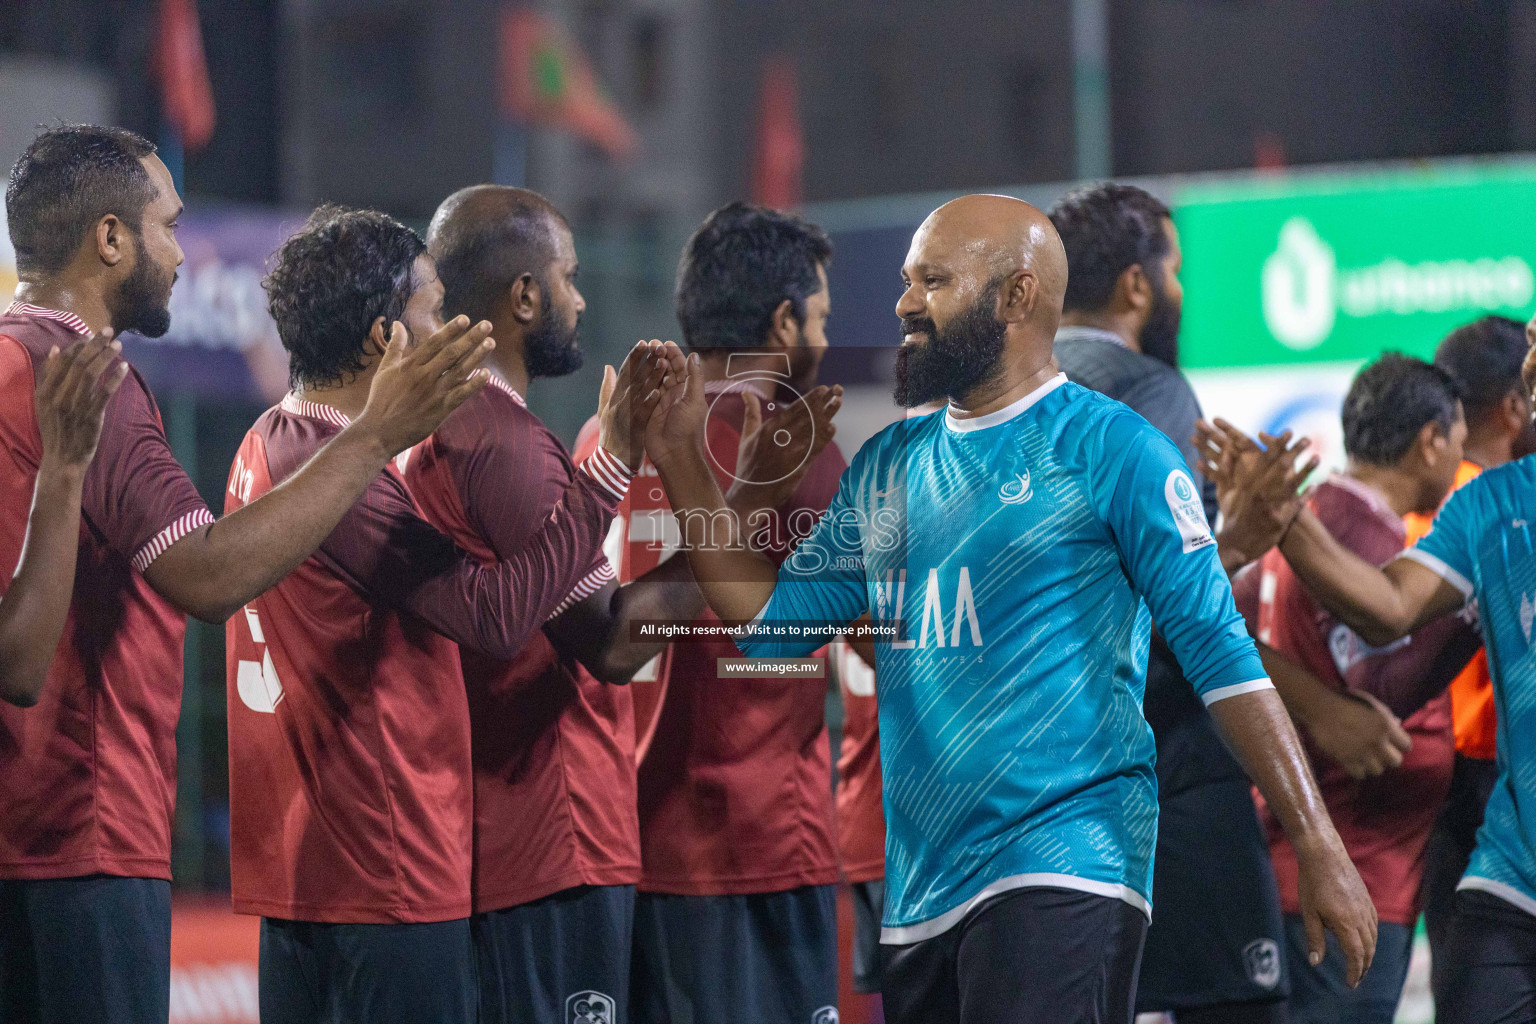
[949,343,1059,421]
[1058,310,1139,353]
[487,344,531,398]
[295,375,373,421]
[1462,431,1511,471]
[1344,461,1422,519]
[13,278,113,336]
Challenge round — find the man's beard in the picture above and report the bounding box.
[1138,270,1181,369]
[108,242,174,338]
[893,286,1007,408]
[524,300,583,379]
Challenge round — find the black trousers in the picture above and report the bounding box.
[0,875,170,1024]
[882,885,1148,1024]
[1423,753,1500,1008]
[474,884,634,1024]
[259,916,476,1024]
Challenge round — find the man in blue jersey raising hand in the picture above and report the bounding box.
[641,193,1376,1024]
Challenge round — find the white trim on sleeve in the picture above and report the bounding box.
[131,508,216,573]
[579,447,636,502]
[1396,547,1474,601]
[1200,677,1275,706]
[546,562,616,621]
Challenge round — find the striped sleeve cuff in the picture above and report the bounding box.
[1200,677,1275,706]
[546,562,617,621]
[1396,547,1474,600]
[579,447,637,502]
[131,508,216,573]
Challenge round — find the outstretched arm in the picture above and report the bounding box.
[145,316,494,623]
[1,334,128,706]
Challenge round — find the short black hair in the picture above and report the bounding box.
[1342,352,1463,466]
[264,204,427,389]
[427,185,568,326]
[675,201,832,352]
[5,124,159,276]
[1048,183,1172,313]
[1434,315,1529,418]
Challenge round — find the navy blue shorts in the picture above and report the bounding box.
[1136,776,1290,1014]
[258,916,476,1024]
[850,878,893,995]
[631,885,838,1024]
[474,884,634,1024]
[1438,888,1536,1024]
[0,875,171,1024]
[882,885,1148,1024]
[1282,913,1412,1024]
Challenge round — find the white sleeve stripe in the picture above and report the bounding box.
[1201,677,1276,706]
[545,562,616,621]
[580,449,633,501]
[1396,547,1474,600]
[131,508,215,572]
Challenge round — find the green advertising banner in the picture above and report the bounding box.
[1175,164,1536,369]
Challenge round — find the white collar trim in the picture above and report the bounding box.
[944,373,1068,433]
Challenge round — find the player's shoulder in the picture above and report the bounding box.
[1454,455,1536,515]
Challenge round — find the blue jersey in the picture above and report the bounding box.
[1403,457,1536,918]
[738,375,1269,942]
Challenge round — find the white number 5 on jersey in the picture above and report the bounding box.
[236,605,285,713]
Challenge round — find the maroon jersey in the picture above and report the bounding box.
[1235,475,1474,925]
[0,303,212,881]
[574,379,846,895]
[401,378,641,914]
[224,393,631,923]
[832,639,884,884]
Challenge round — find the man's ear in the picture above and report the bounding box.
[508,273,540,326]
[1114,263,1152,315]
[1000,269,1039,323]
[1419,420,1449,466]
[96,214,128,267]
[766,298,798,349]
[1502,389,1530,435]
[366,316,391,357]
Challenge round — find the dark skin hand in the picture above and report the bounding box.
[144,315,495,623]
[1198,421,1465,647]
[1193,419,1318,574]
[550,347,844,684]
[1260,641,1412,780]
[1,332,130,706]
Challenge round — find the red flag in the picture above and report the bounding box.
[498,7,638,160]
[153,0,216,152]
[751,58,803,209]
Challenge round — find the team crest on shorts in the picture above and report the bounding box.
[567,990,615,1024]
[812,1007,840,1024]
[1242,938,1282,990]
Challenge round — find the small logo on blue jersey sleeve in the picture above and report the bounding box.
[1164,470,1214,554]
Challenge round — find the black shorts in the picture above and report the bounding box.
[259,916,476,1024]
[1437,887,1536,1024]
[474,884,635,1024]
[0,874,171,1024]
[1135,776,1290,1013]
[631,885,838,1024]
[881,885,1148,1024]
[1423,753,1500,1005]
[850,878,893,994]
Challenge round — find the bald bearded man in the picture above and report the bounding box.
[640,195,1376,1023]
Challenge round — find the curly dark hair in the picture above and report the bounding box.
[264,204,427,389]
[6,124,159,276]
[675,201,832,353]
[1343,352,1463,466]
[1047,183,1172,314]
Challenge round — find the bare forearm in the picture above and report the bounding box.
[587,556,705,683]
[146,426,392,623]
[0,463,86,706]
[1260,642,1335,732]
[1208,688,1342,858]
[654,452,777,627]
[1281,510,1414,645]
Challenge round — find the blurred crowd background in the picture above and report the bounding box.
[4,2,1536,1020]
